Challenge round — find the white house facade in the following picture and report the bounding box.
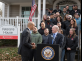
[0,0,81,32]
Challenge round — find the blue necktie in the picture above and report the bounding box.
[52,34,55,44]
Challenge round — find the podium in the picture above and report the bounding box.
[37,44,61,61]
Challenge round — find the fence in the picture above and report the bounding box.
[0,16,38,33]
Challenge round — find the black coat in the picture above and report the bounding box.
[66,35,78,52]
[42,34,49,44]
[70,9,81,16]
[53,9,62,14]
[18,28,32,57]
[45,21,54,34]
[62,35,66,50]
[61,28,66,36]
[67,9,71,14]
[38,28,45,35]
[53,20,66,29]
[39,20,46,27]
[47,33,64,48]
[52,18,57,25]
[47,12,53,16]
[64,20,70,30]
[66,26,78,36]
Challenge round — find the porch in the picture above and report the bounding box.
[0,0,81,30]
[0,17,38,33]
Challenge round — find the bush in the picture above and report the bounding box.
[0,39,17,47]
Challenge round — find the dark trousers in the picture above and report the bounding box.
[29,49,37,61]
[22,56,29,61]
[67,52,76,61]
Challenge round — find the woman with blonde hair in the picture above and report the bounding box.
[40,14,47,27]
[66,28,78,61]
[42,14,47,22]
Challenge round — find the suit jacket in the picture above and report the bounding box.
[18,28,32,57]
[47,33,64,48]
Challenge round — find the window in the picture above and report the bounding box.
[60,6,72,11]
[21,7,31,17]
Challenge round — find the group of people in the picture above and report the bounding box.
[18,5,81,61]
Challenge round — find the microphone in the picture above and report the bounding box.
[51,35,54,39]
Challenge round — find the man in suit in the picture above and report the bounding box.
[47,25,64,48]
[47,25,64,61]
[18,21,36,61]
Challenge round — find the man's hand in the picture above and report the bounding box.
[32,45,36,49]
[67,48,71,50]
[31,43,35,45]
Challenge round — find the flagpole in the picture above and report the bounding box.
[28,0,37,21]
[35,0,36,3]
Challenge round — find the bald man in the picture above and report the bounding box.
[47,25,64,47]
[18,21,36,61]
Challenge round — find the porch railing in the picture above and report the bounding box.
[0,17,38,33]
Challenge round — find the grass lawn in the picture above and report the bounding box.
[0,47,22,61]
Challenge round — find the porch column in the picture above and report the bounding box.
[2,3,5,17]
[38,0,41,29]
[7,4,9,17]
[43,0,46,16]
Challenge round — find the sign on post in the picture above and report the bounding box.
[0,24,20,47]
[0,25,18,39]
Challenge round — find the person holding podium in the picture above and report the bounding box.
[47,25,64,47]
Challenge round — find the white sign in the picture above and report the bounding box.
[0,25,18,35]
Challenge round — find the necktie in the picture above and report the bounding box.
[52,34,55,44]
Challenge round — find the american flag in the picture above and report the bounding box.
[28,0,37,21]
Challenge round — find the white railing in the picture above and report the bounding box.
[0,17,38,33]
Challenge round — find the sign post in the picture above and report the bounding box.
[0,24,20,47]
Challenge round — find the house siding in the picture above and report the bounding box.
[10,5,20,17]
[5,4,7,17]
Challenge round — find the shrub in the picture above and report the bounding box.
[0,39,17,47]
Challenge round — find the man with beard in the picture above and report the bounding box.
[60,8,68,20]
[29,26,42,61]
[45,16,54,34]
[70,5,81,16]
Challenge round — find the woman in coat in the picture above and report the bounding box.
[53,16,65,29]
[66,28,78,61]
[66,18,78,36]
